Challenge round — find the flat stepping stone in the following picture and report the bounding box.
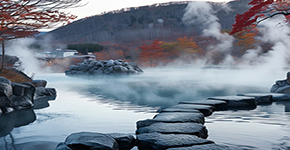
[167,143,231,150]
[137,112,205,129]
[153,112,205,124]
[179,100,227,111]
[207,96,257,110]
[136,122,208,139]
[165,104,213,116]
[158,108,200,113]
[237,93,272,105]
[137,132,214,150]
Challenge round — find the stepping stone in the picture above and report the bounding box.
[165,104,213,116]
[153,112,205,124]
[137,132,214,150]
[137,112,205,129]
[179,100,227,111]
[158,108,200,113]
[237,93,272,105]
[167,143,231,150]
[136,122,208,139]
[207,96,256,110]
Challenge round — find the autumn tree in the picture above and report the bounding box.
[162,36,202,61]
[231,0,290,34]
[139,39,169,67]
[0,0,81,73]
[233,28,259,56]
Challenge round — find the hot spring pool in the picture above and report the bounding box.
[0,68,289,149]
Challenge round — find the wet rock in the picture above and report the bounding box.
[0,76,12,98]
[65,59,142,76]
[136,122,208,139]
[153,112,205,124]
[11,82,35,100]
[107,133,136,150]
[64,132,118,150]
[164,104,213,116]
[10,95,33,110]
[237,93,272,105]
[34,87,57,99]
[32,80,47,87]
[137,132,214,150]
[158,108,200,113]
[5,141,59,150]
[269,93,290,101]
[1,107,14,113]
[0,96,12,110]
[207,96,257,110]
[270,72,290,93]
[33,96,55,109]
[56,142,72,150]
[167,143,231,150]
[179,100,227,111]
[0,109,36,137]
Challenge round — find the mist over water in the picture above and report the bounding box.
[60,67,285,109]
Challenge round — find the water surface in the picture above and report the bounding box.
[0,68,289,149]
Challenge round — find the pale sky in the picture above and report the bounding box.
[67,0,232,19]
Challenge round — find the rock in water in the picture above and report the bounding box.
[271,72,290,93]
[65,59,143,76]
[64,132,119,150]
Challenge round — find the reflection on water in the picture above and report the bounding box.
[0,68,289,149]
[206,103,290,150]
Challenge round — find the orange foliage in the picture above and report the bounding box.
[0,68,32,83]
[139,39,169,67]
[234,29,259,56]
[162,36,202,61]
[94,50,125,60]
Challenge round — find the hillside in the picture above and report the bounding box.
[39,0,250,45]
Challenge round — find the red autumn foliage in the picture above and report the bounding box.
[139,39,169,67]
[0,0,79,40]
[231,0,290,34]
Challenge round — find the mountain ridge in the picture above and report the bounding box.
[39,0,250,45]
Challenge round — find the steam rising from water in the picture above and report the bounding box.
[182,2,234,65]
[6,38,45,75]
[182,2,290,73]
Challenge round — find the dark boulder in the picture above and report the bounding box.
[136,122,208,139]
[0,77,12,98]
[56,143,72,150]
[11,82,35,101]
[0,96,12,111]
[270,72,290,93]
[107,133,136,150]
[32,80,47,87]
[64,132,119,150]
[34,87,57,99]
[137,132,214,150]
[10,95,33,110]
